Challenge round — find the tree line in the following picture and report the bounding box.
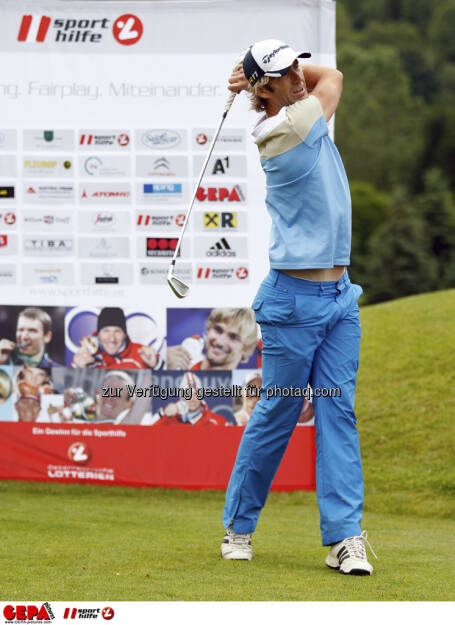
[336,0,455,302]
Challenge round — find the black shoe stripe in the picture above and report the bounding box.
[337,546,347,559]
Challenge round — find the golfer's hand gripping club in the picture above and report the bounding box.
[167,51,248,298]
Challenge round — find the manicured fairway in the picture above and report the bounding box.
[0,482,454,601]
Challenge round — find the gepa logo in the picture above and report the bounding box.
[3,603,54,621]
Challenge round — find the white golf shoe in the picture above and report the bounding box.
[325,530,377,575]
[221,525,253,561]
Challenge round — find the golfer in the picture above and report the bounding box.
[220,40,377,575]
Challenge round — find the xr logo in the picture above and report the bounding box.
[112,14,143,45]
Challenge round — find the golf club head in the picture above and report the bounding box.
[167,270,189,299]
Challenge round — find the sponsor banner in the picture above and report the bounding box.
[0,422,316,490]
[195,184,246,203]
[14,13,145,49]
[0,212,17,228]
[0,185,15,202]
[136,129,187,151]
[78,130,130,150]
[78,210,130,234]
[22,210,73,232]
[136,182,186,204]
[22,263,75,286]
[23,182,74,203]
[80,183,131,204]
[23,156,73,176]
[0,233,18,255]
[80,154,130,177]
[0,264,16,284]
[195,235,248,258]
[195,264,249,283]
[23,236,74,256]
[137,236,190,259]
[0,155,17,177]
[139,262,192,285]
[135,154,188,178]
[192,128,246,151]
[136,210,185,232]
[23,128,74,150]
[193,154,247,178]
[0,130,17,150]
[195,210,247,233]
[80,262,133,285]
[78,236,130,259]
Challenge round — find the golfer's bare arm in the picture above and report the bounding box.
[303,65,343,122]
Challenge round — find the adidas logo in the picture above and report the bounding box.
[207,237,235,257]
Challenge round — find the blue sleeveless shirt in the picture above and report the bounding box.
[252,95,351,269]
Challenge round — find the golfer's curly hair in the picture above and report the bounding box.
[248,75,272,113]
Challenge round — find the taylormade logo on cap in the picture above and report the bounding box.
[262,44,290,64]
[242,39,311,87]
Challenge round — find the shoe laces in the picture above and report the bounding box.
[226,526,251,545]
[342,530,377,560]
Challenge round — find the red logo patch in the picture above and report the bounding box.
[112,14,143,46]
[68,442,91,465]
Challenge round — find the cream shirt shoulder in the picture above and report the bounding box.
[251,95,323,159]
[285,94,324,142]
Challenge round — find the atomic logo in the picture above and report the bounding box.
[112,14,143,45]
[68,442,91,465]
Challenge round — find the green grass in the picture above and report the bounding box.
[0,289,454,601]
[357,289,455,520]
[0,482,454,601]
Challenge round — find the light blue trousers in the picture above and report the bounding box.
[223,269,364,545]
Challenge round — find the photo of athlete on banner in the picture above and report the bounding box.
[0,306,65,367]
[166,308,258,370]
[0,365,57,422]
[66,306,165,369]
[49,368,153,425]
[150,370,233,425]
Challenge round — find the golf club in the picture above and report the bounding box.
[167,52,247,298]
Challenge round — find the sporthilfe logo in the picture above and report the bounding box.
[17,14,143,45]
[68,442,92,465]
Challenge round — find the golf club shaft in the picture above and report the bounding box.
[169,50,246,271]
[169,107,232,268]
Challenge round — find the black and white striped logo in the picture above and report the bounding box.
[207,237,235,257]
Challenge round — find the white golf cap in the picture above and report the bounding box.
[243,39,311,87]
